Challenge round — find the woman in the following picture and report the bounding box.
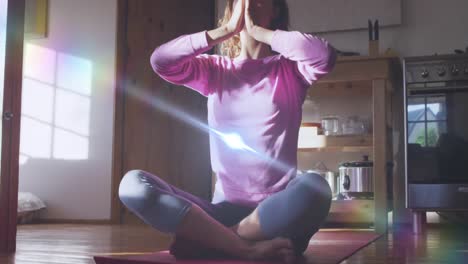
[119,0,336,263]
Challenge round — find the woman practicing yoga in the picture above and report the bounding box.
[119,0,336,263]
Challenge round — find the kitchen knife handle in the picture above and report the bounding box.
[374,20,379,40]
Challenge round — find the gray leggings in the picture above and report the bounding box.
[119,170,332,254]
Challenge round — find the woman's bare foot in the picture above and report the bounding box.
[170,235,296,263]
[174,205,296,262]
[246,237,297,264]
[229,222,297,263]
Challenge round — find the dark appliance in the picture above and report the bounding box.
[404,54,468,233]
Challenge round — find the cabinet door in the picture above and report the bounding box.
[0,0,25,254]
[114,0,214,224]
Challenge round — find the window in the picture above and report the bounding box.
[20,44,92,164]
[407,95,447,147]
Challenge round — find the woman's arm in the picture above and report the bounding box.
[150,0,246,96]
[150,32,214,96]
[244,0,336,85]
[270,30,337,85]
[207,0,245,46]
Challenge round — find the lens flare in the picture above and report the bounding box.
[215,131,257,153]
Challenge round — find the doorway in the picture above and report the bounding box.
[0,0,25,254]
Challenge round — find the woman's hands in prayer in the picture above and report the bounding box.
[226,0,245,35]
[207,0,274,48]
[244,0,274,45]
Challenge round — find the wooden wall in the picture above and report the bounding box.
[112,0,215,224]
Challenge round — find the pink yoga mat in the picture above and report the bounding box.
[94,231,381,264]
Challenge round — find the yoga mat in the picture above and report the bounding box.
[94,231,381,264]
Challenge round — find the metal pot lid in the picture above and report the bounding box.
[339,155,373,167]
[340,161,373,167]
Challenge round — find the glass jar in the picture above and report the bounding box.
[321,116,340,136]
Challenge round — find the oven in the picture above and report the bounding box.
[404,54,468,211]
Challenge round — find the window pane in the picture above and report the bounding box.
[21,78,54,123]
[54,89,91,136]
[427,122,447,147]
[53,128,89,160]
[427,96,446,121]
[408,122,426,147]
[20,117,52,158]
[407,97,426,122]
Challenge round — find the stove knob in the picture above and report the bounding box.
[437,68,446,77]
[464,67,468,75]
[451,65,460,76]
[421,69,429,78]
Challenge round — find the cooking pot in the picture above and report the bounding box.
[325,171,339,197]
[339,156,373,193]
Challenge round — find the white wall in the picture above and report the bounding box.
[288,0,402,33]
[19,0,117,220]
[317,0,468,57]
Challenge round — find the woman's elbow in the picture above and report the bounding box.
[150,48,163,73]
[320,43,337,73]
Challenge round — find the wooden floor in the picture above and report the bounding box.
[343,226,468,264]
[0,224,467,264]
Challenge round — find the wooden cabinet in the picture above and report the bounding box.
[300,55,402,233]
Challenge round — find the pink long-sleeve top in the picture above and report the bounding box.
[151,30,336,207]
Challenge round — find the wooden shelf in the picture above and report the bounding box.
[298,135,372,153]
[317,55,400,84]
[327,200,374,224]
[310,80,374,96]
[298,56,401,233]
[326,199,392,224]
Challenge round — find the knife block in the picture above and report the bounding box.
[368,40,379,56]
